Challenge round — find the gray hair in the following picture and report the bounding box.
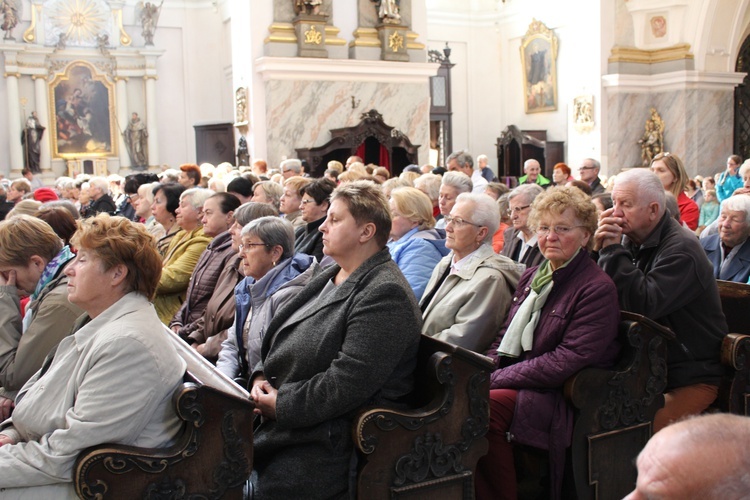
[254,181,284,211]
[721,195,750,224]
[414,173,442,202]
[241,215,295,261]
[615,169,666,216]
[455,192,499,244]
[181,188,215,210]
[447,150,475,171]
[280,159,302,174]
[739,159,750,180]
[88,176,109,193]
[584,158,601,171]
[508,183,544,205]
[234,202,278,227]
[477,154,489,165]
[441,171,473,194]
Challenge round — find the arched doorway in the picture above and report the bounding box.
[735,35,750,160]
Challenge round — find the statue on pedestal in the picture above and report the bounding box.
[123,112,149,169]
[294,0,322,16]
[371,0,401,24]
[0,0,19,40]
[237,136,249,167]
[137,1,162,46]
[638,107,665,166]
[21,112,45,174]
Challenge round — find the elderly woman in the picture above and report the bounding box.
[151,183,185,256]
[134,181,164,239]
[387,187,445,300]
[0,216,84,419]
[252,180,283,212]
[501,183,545,268]
[420,193,523,352]
[0,215,185,496]
[650,152,699,230]
[476,187,620,500]
[551,162,573,187]
[153,188,214,324]
[294,177,336,262]
[435,171,473,230]
[216,216,319,380]
[170,193,241,358]
[250,181,421,498]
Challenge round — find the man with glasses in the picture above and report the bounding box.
[280,159,302,180]
[578,158,605,195]
[500,184,545,268]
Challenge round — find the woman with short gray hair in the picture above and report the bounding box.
[216,216,319,380]
[501,183,545,268]
[435,171,473,229]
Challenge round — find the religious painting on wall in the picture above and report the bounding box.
[520,18,558,114]
[48,61,116,158]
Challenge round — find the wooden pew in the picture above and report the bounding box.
[354,334,495,500]
[716,280,750,416]
[74,328,255,500]
[563,311,674,500]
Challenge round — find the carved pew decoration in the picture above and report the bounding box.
[564,311,674,500]
[716,280,750,416]
[74,327,254,500]
[354,335,495,500]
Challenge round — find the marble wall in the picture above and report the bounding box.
[607,88,734,176]
[263,79,430,167]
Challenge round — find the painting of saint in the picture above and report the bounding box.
[520,19,558,114]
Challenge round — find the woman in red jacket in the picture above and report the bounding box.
[650,152,699,230]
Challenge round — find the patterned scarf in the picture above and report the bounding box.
[32,245,75,301]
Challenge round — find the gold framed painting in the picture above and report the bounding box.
[520,19,559,114]
[49,61,117,158]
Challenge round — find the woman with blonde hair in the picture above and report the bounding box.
[0,214,186,496]
[650,152,699,230]
[387,187,446,300]
[252,181,283,212]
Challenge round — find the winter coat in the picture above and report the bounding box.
[293,217,325,263]
[701,234,750,283]
[501,227,545,269]
[387,227,446,301]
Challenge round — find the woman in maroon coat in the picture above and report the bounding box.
[476,187,620,500]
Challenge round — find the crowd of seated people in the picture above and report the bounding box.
[0,150,749,498]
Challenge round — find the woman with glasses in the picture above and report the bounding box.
[294,177,336,262]
[420,193,524,353]
[476,186,620,500]
[501,183,546,268]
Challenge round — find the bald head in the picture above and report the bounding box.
[625,414,750,500]
[524,159,541,182]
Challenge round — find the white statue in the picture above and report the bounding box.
[371,0,400,24]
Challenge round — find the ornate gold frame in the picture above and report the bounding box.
[520,19,558,114]
[48,60,117,159]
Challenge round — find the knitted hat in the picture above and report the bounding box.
[33,187,59,203]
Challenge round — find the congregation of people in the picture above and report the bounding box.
[0,148,748,498]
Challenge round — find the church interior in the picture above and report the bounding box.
[0,0,748,184]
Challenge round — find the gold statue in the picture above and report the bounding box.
[638,107,665,166]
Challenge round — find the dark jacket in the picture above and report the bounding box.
[293,216,325,262]
[171,231,234,332]
[487,249,620,499]
[88,193,117,216]
[500,227,545,269]
[701,233,750,283]
[598,213,727,390]
[251,248,421,500]
[589,177,605,195]
[184,255,243,362]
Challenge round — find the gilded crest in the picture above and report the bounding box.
[388,31,403,53]
[304,25,322,45]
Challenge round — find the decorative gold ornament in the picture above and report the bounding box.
[304,25,322,45]
[388,31,404,53]
[47,0,110,47]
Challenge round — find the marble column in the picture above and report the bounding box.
[6,74,23,172]
[33,76,51,173]
[144,76,159,167]
[116,77,130,168]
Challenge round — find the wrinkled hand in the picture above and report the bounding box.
[0,396,13,420]
[0,270,16,288]
[0,433,15,447]
[733,187,750,197]
[251,378,277,420]
[594,208,623,252]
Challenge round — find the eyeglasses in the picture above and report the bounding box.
[505,205,530,216]
[444,215,482,228]
[300,199,317,206]
[536,225,586,237]
[238,242,268,253]
[578,166,597,171]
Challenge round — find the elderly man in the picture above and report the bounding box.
[87,176,117,216]
[578,158,605,195]
[625,413,750,500]
[701,195,750,282]
[447,150,488,194]
[500,183,545,268]
[477,154,498,183]
[518,159,550,188]
[595,168,727,432]
[280,159,302,179]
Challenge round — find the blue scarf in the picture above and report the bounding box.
[32,245,75,301]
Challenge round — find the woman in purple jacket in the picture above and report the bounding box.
[476,186,620,500]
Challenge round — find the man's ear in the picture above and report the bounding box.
[649,201,661,220]
[359,222,377,243]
